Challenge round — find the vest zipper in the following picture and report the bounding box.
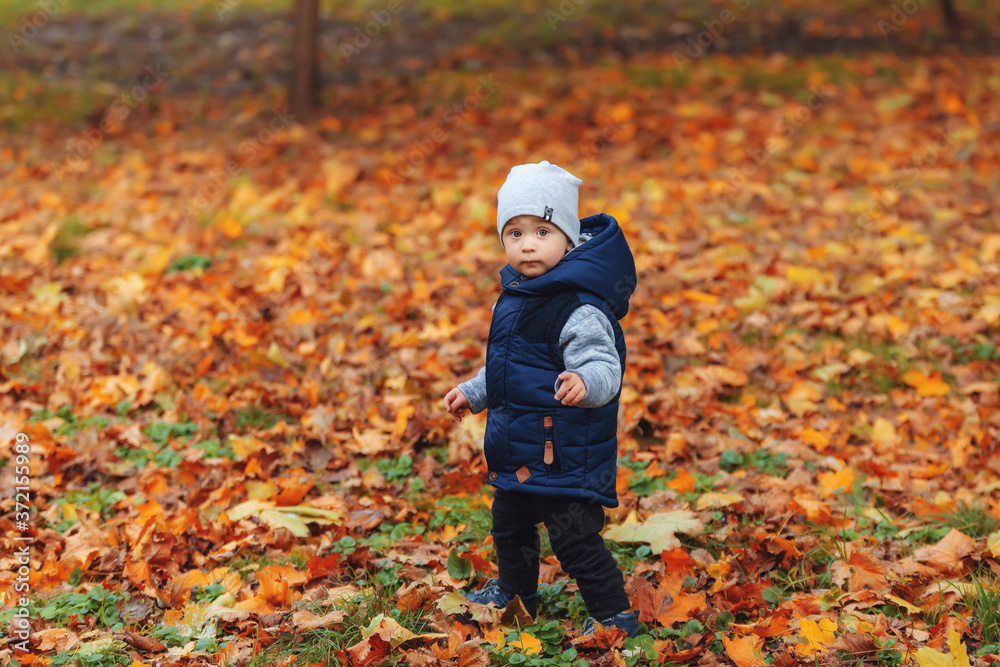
[543,415,555,468]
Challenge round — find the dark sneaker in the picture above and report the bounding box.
[582,611,641,638]
[464,578,538,616]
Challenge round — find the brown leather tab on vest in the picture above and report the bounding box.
[516,465,531,483]
[543,416,553,428]
[544,441,554,465]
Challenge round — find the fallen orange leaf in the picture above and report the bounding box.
[913,529,976,570]
[903,370,951,397]
[794,617,837,656]
[722,633,766,667]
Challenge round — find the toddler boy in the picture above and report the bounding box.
[443,161,640,637]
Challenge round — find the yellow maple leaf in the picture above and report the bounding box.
[798,427,830,451]
[696,492,744,510]
[219,217,242,239]
[872,417,898,445]
[913,630,971,667]
[794,617,837,655]
[483,627,506,649]
[818,468,855,498]
[510,631,542,654]
[914,648,954,667]
[792,495,833,524]
[786,265,824,285]
[722,634,765,667]
[947,629,972,667]
[361,613,447,650]
[782,380,824,416]
[229,435,268,458]
[902,370,951,397]
[885,594,921,614]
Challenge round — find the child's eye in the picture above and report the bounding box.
[511,230,521,237]
[538,229,548,236]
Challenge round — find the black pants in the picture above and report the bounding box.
[491,488,630,620]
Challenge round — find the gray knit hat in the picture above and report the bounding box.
[497,161,583,248]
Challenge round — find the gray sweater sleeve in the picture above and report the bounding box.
[457,365,488,414]
[555,305,621,408]
[456,302,494,415]
[458,303,621,413]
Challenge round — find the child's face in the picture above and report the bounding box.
[501,215,574,279]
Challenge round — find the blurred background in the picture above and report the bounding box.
[2,0,1000,664]
[2,0,997,445]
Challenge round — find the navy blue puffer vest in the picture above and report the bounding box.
[483,213,637,507]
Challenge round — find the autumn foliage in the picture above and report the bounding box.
[1,1,1000,666]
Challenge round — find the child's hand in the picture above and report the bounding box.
[444,387,470,422]
[555,371,587,406]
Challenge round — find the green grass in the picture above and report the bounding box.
[767,537,835,594]
[0,72,104,129]
[417,492,494,543]
[941,501,999,538]
[248,584,428,667]
[192,438,237,460]
[719,447,790,476]
[48,216,100,263]
[5,0,996,25]
[46,641,132,667]
[226,548,311,578]
[49,483,127,532]
[942,337,1000,364]
[233,402,297,432]
[972,573,1000,650]
[31,405,112,438]
[0,0,287,26]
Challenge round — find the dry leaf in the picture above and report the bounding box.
[604,511,705,553]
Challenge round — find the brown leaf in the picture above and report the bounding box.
[499,596,534,627]
[829,550,891,595]
[117,594,156,625]
[569,625,626,652]
[913,529,976,570]
[33,627,80,653]
[291,609,345,631]
[115,629,167,652]
[828,633,879,655]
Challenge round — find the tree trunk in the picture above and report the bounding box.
[941,0,960,38]
[289,0,319,118]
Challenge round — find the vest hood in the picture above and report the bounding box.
[498,213,637,319]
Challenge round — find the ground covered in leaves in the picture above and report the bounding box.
[2,1,1000,666]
